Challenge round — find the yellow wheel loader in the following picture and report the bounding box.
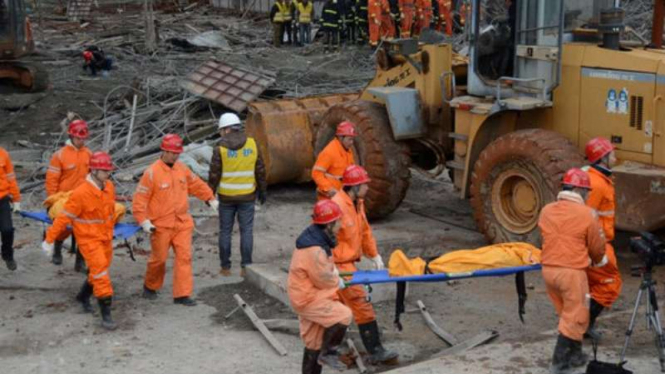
[0,0,48,92]
[247,0,665,244]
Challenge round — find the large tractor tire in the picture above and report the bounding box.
[470,129,584,244]
[317,100,411,219]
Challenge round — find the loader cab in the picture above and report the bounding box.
[0,0,32,60]
[467,0,564,108]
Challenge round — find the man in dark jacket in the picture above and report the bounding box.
[208,113,267,277]
[322,0,342,53]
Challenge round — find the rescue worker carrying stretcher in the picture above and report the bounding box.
[312,121,357,200]
[538,168,607,374]
[288,199,353,373]
[332,165,398,364]
[0,147,21,271]
[133,134,216,307]
[42,152,119,330]
[583,137,622,341]
[45,119,92,270]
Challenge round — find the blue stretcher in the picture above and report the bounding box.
[19,211,141,240]
[344,264,543,329]
[19,211,142,261]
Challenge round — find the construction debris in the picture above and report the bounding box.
[233,293,288,356]
[416,300,458,346]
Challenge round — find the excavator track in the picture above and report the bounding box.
[0,61,49,93]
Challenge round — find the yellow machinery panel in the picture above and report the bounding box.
[579,68,655,158]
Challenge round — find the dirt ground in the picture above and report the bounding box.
[1,7,664,374]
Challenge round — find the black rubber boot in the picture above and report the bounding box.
[569,339,588,368]
[142,285,158,300]
[74,249,86,273]
[302,348,323,374]
[52,241,63,265]
[358,320,399,364]
[75,280,94,313]
[97,297,117,330]
[1,229,16,271]
[173,297,197,306]
[584,299,605,341]
[317,323,348,371]
[550,334,573,374]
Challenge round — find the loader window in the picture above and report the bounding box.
[475,0,516,80]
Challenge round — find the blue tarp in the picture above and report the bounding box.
[19,211,141,241]
[346,264,542,286]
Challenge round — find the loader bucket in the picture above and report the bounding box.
[246,93,358,184]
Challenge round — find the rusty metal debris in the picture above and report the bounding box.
[181,61,275,113]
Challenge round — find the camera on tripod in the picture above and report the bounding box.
[630,232,665,269]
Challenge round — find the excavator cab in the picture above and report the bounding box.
[468,0,564,107]
[0,0,47,92]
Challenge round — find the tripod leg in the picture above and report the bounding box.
[647,285,665,372]
[621,287,645,362]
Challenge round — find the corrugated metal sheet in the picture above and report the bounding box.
[66,0,94,21]
[181,60,275,112]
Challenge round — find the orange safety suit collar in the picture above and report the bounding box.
[331,190,379,264]
[312,137,355,195]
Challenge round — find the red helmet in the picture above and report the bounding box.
[562,168,591,189]
[160,134,184,154]
[89,152,114,171]
[68,120,89,139]
[342,165,371,186]
[585,137,614,164]
[336,121,358,137]
[312,200,343,224]
[83,50,93,61]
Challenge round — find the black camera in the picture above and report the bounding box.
[630,232,665,267]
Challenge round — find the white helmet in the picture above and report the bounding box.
[219,113,242,129]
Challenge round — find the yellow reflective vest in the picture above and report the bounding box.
[274,1,288,22]
[218,138,258,196]
[297,1,313,24]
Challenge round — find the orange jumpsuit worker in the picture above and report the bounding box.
[332,165,398,364]
[538,168,607,373]
[312,121,356,200]
[45,119,92,268]
[0,147,21,271]
[398,0,415,38]
[368,0,394,46]
[42,152,118,330]
[434,0,452,35]
[288,199,352,373]
[584,137,622,340]
[414,0,433,36]
[133,134,216,307]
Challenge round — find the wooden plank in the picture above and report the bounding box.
[234,294,288,356]
[434,330,499,357]
[262,318,300,333]
[416,300,458,346]
[346,339,368,374]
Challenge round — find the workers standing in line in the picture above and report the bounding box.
[433,0,452,35]
[342,0,357,45]
[583,137,622,340]
[0,147,20,271]
[321,0,342,53]
[133,134,216,306]
[414,0,433,36]
[289,0,299,46]
[270,0,287,47]
[45,119,91,270]
[312,121,356,200]
[368,0,382,47]
[208,113,267,277]
[379,0,396,42]
[288,199,353,373]
[42,152,117,329]
[296,0,314,45]
[331,165,398,364]
[398,0,415,38]
[538,168,607,373]
[388,0,400,38]
[355,0,369,44]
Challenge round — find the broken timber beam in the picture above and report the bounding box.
[346,339,368,374]
[434,330,499,357]
[416,300,458,346]
[233,294,288,356]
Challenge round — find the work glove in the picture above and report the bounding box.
[258,191,267,205]
[207,199,219,212]
[41,241,54,257]
[141,220,156,234]
[338,278,347,290]
[11,202,21,213]
[591,254,609,268]
[369,255,385,270]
